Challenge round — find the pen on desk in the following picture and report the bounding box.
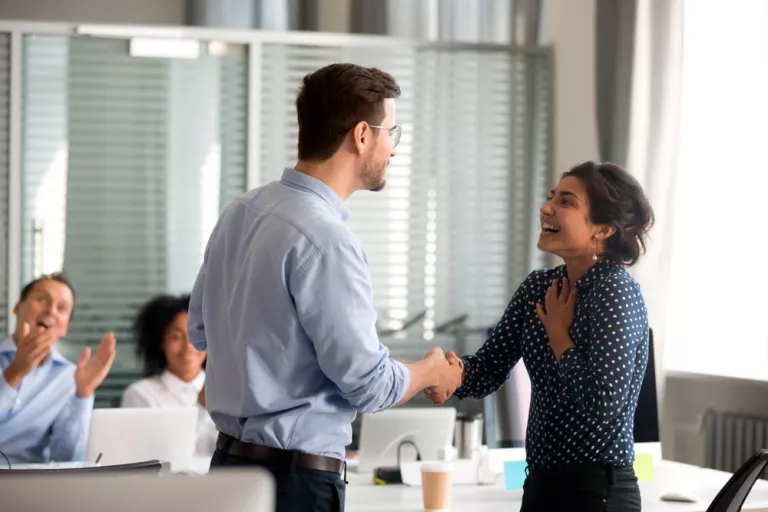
[94,453,102,465]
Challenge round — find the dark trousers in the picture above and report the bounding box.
[210,448,346,512]
[520,463,642,512]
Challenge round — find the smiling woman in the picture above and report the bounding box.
[428,161,655,512]
[121,294,217,457]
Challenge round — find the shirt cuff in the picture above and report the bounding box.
[557,347,581,373]
[69,394,95,417]
[391,359,411,405]
[453,356,474,399]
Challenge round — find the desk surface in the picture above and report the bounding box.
[345,460,768,512]
[12,457,768,511]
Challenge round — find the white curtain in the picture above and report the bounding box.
[624,0,683,418]
[664,0,768,377]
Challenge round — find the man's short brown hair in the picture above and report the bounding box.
[296,63,401,161]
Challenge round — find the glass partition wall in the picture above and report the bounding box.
[0,23,551,407]
[20,35,248,374]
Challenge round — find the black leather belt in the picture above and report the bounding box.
[216,433,345,475]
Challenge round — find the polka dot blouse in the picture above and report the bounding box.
[454,260,650,470]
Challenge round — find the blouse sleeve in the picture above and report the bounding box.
[454,272,539,400]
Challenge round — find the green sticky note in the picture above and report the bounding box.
[634,453,654,481]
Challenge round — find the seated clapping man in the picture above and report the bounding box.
[0,273,116,463]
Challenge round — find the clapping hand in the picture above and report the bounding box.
[74,333,117,398]
[3,322,58,389]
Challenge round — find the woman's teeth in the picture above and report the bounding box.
[542,223,560,233]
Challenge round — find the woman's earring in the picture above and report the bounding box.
[592,233,599,261]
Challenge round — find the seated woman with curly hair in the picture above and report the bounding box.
[121,294,217,456]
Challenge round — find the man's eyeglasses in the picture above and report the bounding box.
[369,125,402,148]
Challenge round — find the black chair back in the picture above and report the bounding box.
[707,449,768,511]
[634,328,660,443]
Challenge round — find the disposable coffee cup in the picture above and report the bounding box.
[421,462,453,511]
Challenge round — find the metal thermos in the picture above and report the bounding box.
[454,413,483,459]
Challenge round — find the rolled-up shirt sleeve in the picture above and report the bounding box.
[0,372,20,420]
[291,239,409,413]
[557,274,648,421]
[49,394,93,462]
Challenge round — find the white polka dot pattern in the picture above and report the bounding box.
[454,260,649,470]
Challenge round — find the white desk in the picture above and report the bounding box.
[345,460,768,512]
[13,457,768,511]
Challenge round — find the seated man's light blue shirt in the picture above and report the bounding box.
[0,337,93,463]
[188,168,410,460]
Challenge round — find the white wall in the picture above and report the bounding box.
[0,0,186,25]
[540,0,600,180]
[664,372,768,465]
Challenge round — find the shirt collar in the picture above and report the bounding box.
[160,369,205,393]
[0,336,69,365]
[563,259,619,292]
[280,168,350,222]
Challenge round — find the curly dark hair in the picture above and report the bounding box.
[133,294,191,377]
[563,161,655,266]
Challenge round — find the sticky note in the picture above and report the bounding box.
[504,460,528,490]
[633,453,654,481]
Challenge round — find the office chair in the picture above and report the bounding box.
[634,328,660,443]
[707,449,768,511]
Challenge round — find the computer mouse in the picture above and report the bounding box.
[660,492,696,503]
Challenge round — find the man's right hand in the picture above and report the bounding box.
[425,351,464,405]
[3,322,56,389]
[397,348,464,406]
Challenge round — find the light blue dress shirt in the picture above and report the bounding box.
[189,168,410,460]
[0,337,93,463]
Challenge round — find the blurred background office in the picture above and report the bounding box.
[0,0,765,477]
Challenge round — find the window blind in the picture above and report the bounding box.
[259,43,551,360]
[0,34,9,336]
[62,36,170,367]
[20,36,248,386]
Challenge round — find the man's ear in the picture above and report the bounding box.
[352,121,369,155]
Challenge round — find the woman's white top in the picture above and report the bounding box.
[121,370,217,456]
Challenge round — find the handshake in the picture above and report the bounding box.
[421,347,464,405]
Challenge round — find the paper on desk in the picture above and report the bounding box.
[633,453,654,481]
[504,461,527,490]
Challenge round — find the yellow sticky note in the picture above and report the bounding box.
[633,453,654,481]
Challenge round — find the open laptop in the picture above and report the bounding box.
[86,407,198,467]
[355,407,457,473]
[0,468,274,512]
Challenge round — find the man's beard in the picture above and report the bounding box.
[361,161,387,192]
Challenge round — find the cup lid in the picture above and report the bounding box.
[421,462,454,472]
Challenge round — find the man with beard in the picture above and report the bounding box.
[188,63,462,512]
[0,273,116,463]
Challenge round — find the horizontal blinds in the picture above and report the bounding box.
[0,34,8,336]
[21,36,69,295]
[259,43,551,359]
[20,36,248,384]
[63,36,169,368]
[219,52,248,209]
